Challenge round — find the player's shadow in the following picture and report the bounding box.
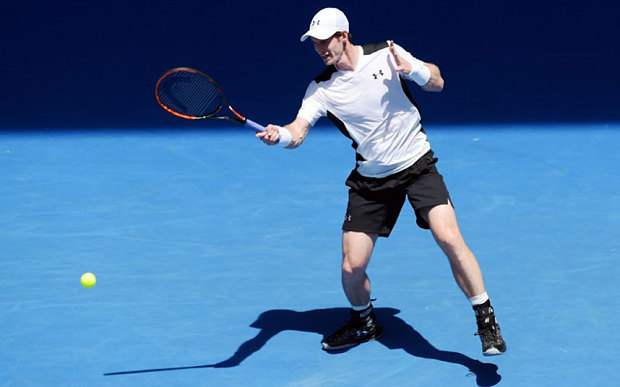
[105,307,501,386]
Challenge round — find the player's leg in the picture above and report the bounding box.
[421,203,506,355]
[406,152,487,298]
[341,230,377,306]
[423,202,486,298]
[321,169,405,351]
[322,231,384,351]
[407,151,506,355]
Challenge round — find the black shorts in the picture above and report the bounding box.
[342,150,452,237]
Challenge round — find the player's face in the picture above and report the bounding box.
[312,33,345,66]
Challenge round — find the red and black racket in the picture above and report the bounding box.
[155,67,267,133]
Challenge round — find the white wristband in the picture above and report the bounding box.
[277,126,292,147]
[405,62,431,86]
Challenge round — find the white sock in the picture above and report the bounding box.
[351,301,372,317]
[469,292,489,306]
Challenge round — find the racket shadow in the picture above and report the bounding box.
[104,307,501,386]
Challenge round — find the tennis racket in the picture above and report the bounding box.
[155,67,267,134]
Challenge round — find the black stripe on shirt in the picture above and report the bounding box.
[361,41,389,55]
[315,65,337,83]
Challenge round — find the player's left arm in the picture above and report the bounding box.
[420,62,444,92]
[389,40,444,92]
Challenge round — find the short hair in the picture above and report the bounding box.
[335,31,353,44]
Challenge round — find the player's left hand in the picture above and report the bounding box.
[389,40,413,75]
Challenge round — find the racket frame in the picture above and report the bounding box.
[155,67,266,133]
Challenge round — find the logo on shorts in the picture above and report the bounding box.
[344,214,352,222]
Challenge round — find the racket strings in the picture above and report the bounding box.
[157,71,221,117]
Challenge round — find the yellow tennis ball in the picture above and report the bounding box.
[81,272,96,288]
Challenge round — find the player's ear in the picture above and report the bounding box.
[341,31,352,44]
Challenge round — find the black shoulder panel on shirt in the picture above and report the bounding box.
[314,66,338,83]
[327,111,351,143]
[361,41,389,55]
[327,111,366,161]
[399,77,424,124]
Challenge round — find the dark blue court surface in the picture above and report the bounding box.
[1,124,618,386]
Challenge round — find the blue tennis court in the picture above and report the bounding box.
[1,124,618,386]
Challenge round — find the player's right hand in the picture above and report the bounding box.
[257,124,281,145]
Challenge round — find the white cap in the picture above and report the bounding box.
[300,8,349,42]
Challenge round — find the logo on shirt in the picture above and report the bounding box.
[372,69,384,79]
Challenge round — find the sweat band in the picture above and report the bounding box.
[403,59,431,86]
[277,126,292,147]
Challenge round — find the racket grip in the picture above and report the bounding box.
[244,118,266,132]
[245,118,280,144]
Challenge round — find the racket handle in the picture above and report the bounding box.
[245,118,280,144]
[244,118,266,132]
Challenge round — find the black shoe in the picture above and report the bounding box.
[474,304,507,356]
[322,310,383,351]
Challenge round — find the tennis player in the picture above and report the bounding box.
[258,7,506,356]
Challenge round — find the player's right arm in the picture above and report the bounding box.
[258,80,321,148]
[279,117,312,149]
[258,117,312,149]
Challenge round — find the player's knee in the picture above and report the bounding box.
[433,227,464,253]
[341,254,368,276]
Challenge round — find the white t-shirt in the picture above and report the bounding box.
[297,41,431,178]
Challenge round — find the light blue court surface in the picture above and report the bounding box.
[1,124,618,386]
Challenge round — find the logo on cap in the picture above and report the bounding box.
[300,8,349,42]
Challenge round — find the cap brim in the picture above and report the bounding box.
[299,28,339,42]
